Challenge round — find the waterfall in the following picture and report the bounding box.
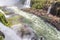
[47,5,52,14]
[23,0,31,8]
[15,0,31,9]
[0,22,21,40]
[0,0,31,9]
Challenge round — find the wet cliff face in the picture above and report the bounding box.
[50,2,60,17]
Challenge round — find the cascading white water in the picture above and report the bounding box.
[0,6,38,40]
[15,0,31,9]
[23,0,31,8]
[47,5,52,14]
[0,0,31,9]
[0,22,21,40]
[0,9,11,18]
[6,6,60,40]
[11,24,37,40]
[1,6,60,40]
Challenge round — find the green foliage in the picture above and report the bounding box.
[0,36,4,40]
[0,13,11,27]
[31,0,46,9]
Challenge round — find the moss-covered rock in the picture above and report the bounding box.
[0,12,11,26]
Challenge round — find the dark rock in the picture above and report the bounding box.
[0,31,5,38]
[50,2,60,17]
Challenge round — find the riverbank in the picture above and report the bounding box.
[22,8,60,31]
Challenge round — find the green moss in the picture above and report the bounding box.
[0,13,11,27]
[0,36,4,40]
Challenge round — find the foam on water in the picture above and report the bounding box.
[0,22,21,40]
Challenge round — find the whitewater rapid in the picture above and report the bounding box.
[6,6,60,40]
[0,22,21,40]
[1,6,60,40]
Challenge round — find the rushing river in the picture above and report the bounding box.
[0,6,60,40]
[6,6,60,40]
[0,22,21,40]
[0,0,60,40]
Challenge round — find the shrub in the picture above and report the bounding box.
[31,0,46,9]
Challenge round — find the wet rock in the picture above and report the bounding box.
[0,31,5,38]
[50,2,60,17]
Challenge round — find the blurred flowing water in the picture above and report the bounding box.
[0,6,60,40]
[0,0,31,8]
[0,0,60,40]
[23,0,31,8]
[0,22,21,40]
[6,6,60,40]
[0,7,39,40]
[11,24,38,40]
[47,5,52,14]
